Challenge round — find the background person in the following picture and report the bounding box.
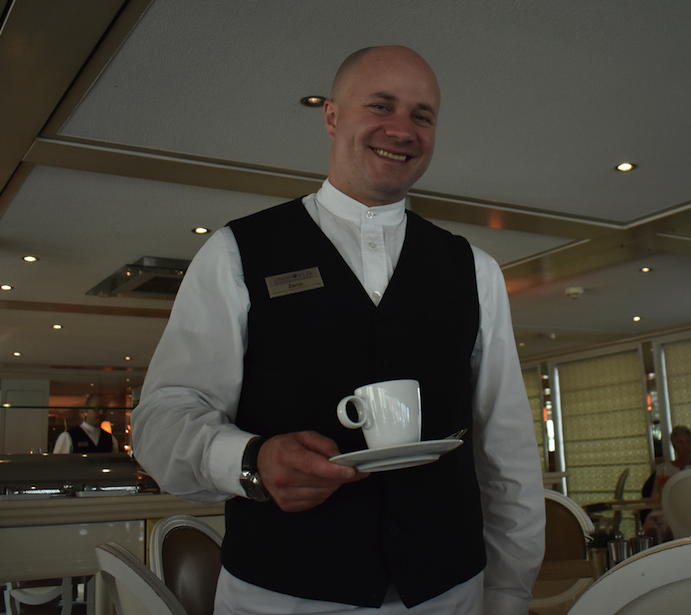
[53,393,118,454]
[642,424,691,539]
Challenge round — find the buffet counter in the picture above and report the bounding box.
[0,492,224,530]
[0,492,224,615]
[0,493,224,582]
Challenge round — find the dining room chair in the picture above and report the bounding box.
[530,490,595,613]
[582,467,629,534]
[661,468,691,539]
[4,578,72,615]
[149,515,222,615]
[95,542,188,615]
[566,537,691,614]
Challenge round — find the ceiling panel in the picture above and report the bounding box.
[57,0,691,222]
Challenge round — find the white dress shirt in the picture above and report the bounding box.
[53,422,119,453]
[132,179,545,615]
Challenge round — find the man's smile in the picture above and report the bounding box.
[372,148,411,162]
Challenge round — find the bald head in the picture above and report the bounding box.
[331,46,440,105]
[323,46,440,207]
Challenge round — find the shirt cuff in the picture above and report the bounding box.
[208,427,257,497]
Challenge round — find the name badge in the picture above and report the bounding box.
[265,267,324,298]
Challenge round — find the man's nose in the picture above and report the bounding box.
[383,114,415,141]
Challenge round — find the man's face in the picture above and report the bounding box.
[673,432,691,459]
[324,47,440,207]
[84,407,105,428]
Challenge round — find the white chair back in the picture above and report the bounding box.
[149,515,222,615]
[96,542,188,615]
[661,468,691,538]
[531,490,594,610]
[567,537,691,615]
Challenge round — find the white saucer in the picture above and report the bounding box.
[330,438,464,473]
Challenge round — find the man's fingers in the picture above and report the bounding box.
[256,431,369,512]
[294,430,342,459]
[272,431,354,481]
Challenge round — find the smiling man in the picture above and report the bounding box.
[133,46,544,615]
[324,46,439,207]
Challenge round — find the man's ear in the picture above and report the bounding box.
[323,99,337,138]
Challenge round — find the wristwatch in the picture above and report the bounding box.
[239,436,271,502]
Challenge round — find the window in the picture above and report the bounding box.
[557,350,649,536]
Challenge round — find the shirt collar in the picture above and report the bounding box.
[81,421,99,434]
[316,179,406,226]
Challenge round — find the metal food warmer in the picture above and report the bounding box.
[0,453,158,500]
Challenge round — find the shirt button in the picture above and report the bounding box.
[368,242,377,250]
[366,211,374,219]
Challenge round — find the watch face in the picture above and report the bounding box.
[241,474,270,502]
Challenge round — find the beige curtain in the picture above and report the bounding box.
[557,350,649,537]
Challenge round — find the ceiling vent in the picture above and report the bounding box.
[86,257,190,300]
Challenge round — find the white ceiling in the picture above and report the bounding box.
[1,0,691,397]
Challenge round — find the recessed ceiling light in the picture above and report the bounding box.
[192,227,210,234]
[124,356,131,361]
[616,163,636,172]
[23,255,39,262]
[53,324,62,329]
[633,316,641,322]
[1,284,12,291]
[640,267,651,273]
[13,352,21,357]
[300,95,327,107]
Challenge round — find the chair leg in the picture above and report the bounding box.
[61,577,73,615]
[85,576,96,615]
[4,584,20,615]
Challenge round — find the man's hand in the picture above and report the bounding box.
[257,431,368,512]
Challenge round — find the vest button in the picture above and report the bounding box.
[380,359,390,369]
[388,525,399,536]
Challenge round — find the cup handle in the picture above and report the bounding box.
[337,396,369,429]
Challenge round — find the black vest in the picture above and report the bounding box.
[68,425,113,453]
[222,199,485,608]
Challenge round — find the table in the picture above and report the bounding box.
[600,497,661,535]
[543,471,570,487]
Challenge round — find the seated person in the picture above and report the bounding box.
[642,425,690,540]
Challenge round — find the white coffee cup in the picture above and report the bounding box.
[336,379,421,449]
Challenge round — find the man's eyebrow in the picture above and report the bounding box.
[369,92,437,117]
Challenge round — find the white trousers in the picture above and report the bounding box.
[213,568,483,615]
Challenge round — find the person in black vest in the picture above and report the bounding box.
[54,394,118,454]
[132,46,545,614]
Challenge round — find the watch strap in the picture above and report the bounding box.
[242,436,267,473]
